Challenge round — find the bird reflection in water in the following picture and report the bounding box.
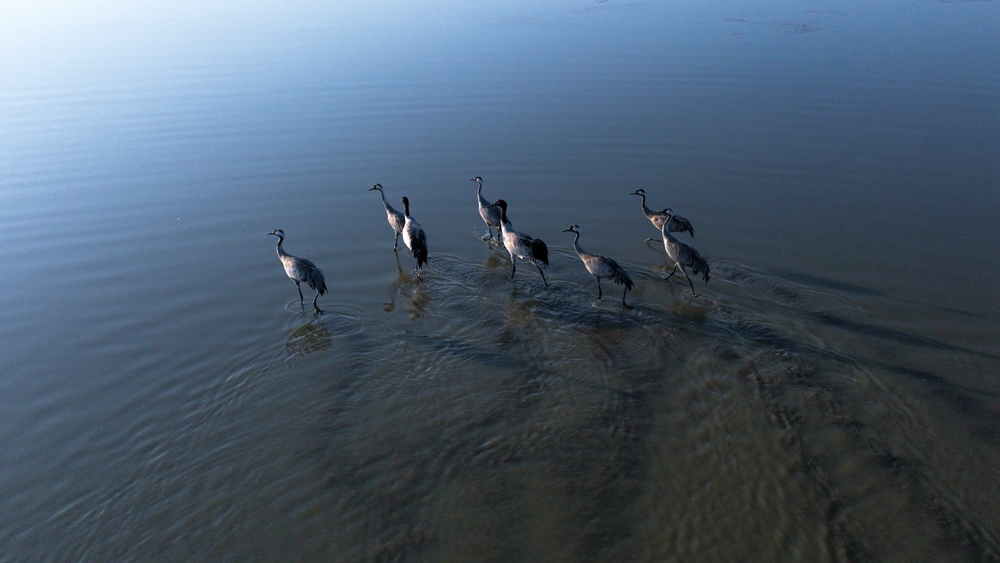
[383,252,429,320]
[285,321,333,356]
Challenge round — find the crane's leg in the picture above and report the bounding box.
[510,258,517,280]
[295,282,305,309]
[535,262,548,288]
[682,268,696,295]
[595,277,603,300]
[393,233,400,251]
[313,292,324,314]
[622,286,631,307]
[487,225,494,240]
[664,264,678,280]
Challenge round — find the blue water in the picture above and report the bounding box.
[1,1,999,561]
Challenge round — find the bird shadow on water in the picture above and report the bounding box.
[285,320,333,357]
[383,253,431,320]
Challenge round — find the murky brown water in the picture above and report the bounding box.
[1,0,998,561]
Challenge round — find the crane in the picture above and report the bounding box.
[470,176,502,241]
[494,199,549,287]
[659,212,709,295]
[401,196,428,272]
[630,188,695,241]
[268,229,327,313]
[369,183,406,250]
[562,224,634,306]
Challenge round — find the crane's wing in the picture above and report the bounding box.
[605,257,634,289]
[676,241,709,282]
[411,227,429,268]
[667,213,695,237]
[529,237,549,266]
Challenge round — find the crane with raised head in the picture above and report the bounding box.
[563,224,634,306]
[401,196,428,272]
[268,229,327,313]
[494,199,549,287]
[630,188,695,241]
[470,176,502,241]
[660,212,709,295]
[369,183,406,250]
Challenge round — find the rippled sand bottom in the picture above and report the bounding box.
[14,250,999,563]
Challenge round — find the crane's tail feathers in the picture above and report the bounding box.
[613,268,634,290]
[414,247,428,268]
[675,217,695,237]
[531,239,549,266]
[690,258,710,283]
[307,272,328,295]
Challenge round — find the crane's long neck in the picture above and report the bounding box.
[570,231,585,257]
[275,236,288,257]
[499,207,511,230]
[477,182,487,205]
[403,199,411,218]
[638,193,654,215]
[378,189,389,208]
[661,220,677,243]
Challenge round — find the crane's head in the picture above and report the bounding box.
[630,188,645,196]
[493,199,507,211]
[562,224,580,234]
[369,183,383,192]
[268,229,285,238]
[470,176,483,184]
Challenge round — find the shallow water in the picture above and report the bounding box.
[1,0,999,561]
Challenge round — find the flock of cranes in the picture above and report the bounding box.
[269,177,710,312]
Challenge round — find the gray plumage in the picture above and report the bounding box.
[660,213,709,294]
[370,183,406,250]
[268,229,327,312]
[401,196,428,270]
[563,224,634,306]
[494,199,549,287]
[630,188,695,239]
[470,176,502,240]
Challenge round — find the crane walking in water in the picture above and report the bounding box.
[268,229,327,313]
[369,183,406,250]
[470,176,502,241]
[401,196,429,274]
[630,188,695,241]
[494,199,549,287]
[563,224,634,306]
[660,212,709,295]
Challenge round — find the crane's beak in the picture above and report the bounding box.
[562,228,574,232]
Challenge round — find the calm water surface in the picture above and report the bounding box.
[1,0,999,561]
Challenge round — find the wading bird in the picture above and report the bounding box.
[470,176,502,241]
[630,188,695,241]
[563,224,634,306]
[494,199,549,287]
[268,229,327,312]
[401,196,428,272]
[660,212,709,295]
[369,183,406,250]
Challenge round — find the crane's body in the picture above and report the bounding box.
[563,225,634,306]
[401,196,429,270]
[495,199,549,287]
[470,176,502,240]
[370,183,406,250]
[268,229,327,312]
[660,214,709,295]
[630,188,695,240]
